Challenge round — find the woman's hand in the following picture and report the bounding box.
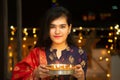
[72,64,85,80]
[34,65,50,79]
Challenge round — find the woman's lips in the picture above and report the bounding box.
[54,36,61,38]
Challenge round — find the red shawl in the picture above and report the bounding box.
[11,48,47,80]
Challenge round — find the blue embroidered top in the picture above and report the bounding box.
[45,45,87,80]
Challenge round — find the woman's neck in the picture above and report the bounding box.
[51,42,68,59]
[51,42,68,50]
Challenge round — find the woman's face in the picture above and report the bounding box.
[49,16,71,45]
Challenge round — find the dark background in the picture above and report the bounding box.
[8,0,120,27]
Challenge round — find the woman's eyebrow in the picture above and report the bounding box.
[50,24,67,25]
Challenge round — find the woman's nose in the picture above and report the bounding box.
[55,28,60,34]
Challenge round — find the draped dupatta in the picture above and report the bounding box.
[11,48,47,80]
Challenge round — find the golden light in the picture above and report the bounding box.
[33,28,36,33]
[10,37,14,41]
[23,37,27,41]
[108,32,112,36]
[114,37,117,40]
[34,41,37,44]
[25,32,28,36]
[105,58,109,62]
[53,65,56,69]
[107,50,110,54]
[80,36,83,39]
[10,25,16,31]
[114,24,119,29]
[10,25,14,29]
[69,64,72,68]
[33,34,37,38]
[116,32,119,35]
[9,52,13,57]
[11,31,15,35]
[10,67,13,71]
[78,39,81,43]
[110,26,113,30]
[99,56,103,60]
[118,29,120,32]
[110,46,113,50]
[22,44,26,48]
[79,26,83,30]
[107,73,110,78]
[23,28,27,33]
[108,39,113,43]
[73,29,76,32]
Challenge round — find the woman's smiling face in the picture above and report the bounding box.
[49,16,71,45]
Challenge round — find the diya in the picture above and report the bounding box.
[47,64,75,75]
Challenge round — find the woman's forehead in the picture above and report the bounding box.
[51,17,67,24]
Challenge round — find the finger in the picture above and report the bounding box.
[39,71,49,75]
[74,65,84,76]
[40,65,47,69]
[72,70,84,78]
[38,67,50,78]
[39,71,50,79]
[39,66,49,73]
[75,64,82,69]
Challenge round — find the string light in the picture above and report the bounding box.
[107,73,110,78]
[33,28,36,33]
[8,24,120,80]
[10,37,14,41]
[107,50,110,54]
[78,39,82,43]
[99,56,103,60]
[33,34,37,38]
[22,44,26,48]
[73,29,76,32]
[9,52,13,57]
[79,26,83,30]
[10,67,12,71]
[23,37,27,41]
[34,41,37,45]
[10,25,16,31]
[105,58,109,62]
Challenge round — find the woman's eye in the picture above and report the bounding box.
[60,25,66,28]
[50,25,55,28]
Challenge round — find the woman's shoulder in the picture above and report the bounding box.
[29,47,45,55]
[30,47,45,52]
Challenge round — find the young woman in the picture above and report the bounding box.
[11,6,87,80]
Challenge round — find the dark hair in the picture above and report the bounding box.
[35,6,77,48]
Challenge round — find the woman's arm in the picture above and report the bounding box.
[73,64,85,80]
[11,48,47,80]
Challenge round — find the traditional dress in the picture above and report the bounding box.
[11,46,87,80]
